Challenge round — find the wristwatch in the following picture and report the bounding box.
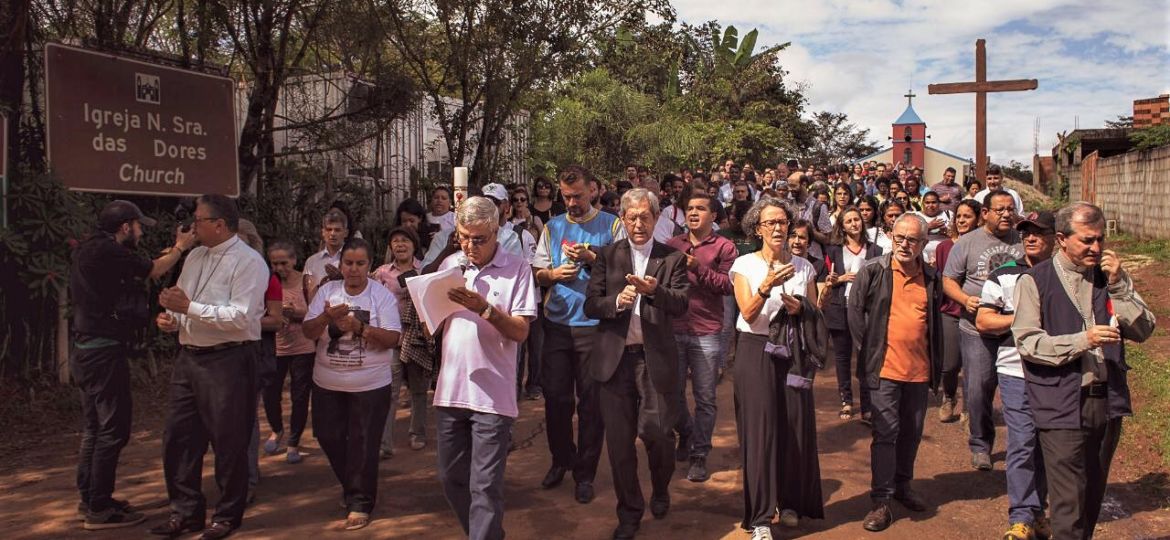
[480,305,494,321]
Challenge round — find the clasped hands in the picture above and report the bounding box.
[617,274,657,311]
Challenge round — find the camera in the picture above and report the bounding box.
[174,198,196,232]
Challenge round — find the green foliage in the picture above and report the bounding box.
[1131,124,1170,151]
[1125,346,1170,468]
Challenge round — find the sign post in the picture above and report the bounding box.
[1,112,7,228]
[44,43,239,197]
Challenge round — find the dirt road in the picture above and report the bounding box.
[4,264,1170,539]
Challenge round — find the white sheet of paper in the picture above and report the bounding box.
[405,266,468,332]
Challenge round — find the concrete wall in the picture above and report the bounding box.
[922,149,969,188]
[1078,144,1170,239]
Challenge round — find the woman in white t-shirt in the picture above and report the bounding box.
[427,186,457,235]
[303,238,402,531]
[728,197,818,537]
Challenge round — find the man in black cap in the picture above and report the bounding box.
[70,200,194,530]
[975,211,1055,540]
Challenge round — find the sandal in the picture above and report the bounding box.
[344,512,370,531]
[839,402,854,420]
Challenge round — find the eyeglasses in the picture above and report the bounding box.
[891,235,923,246]
[623,213,655,225]
[759,219,790,230]
[990,206,1017,215]
[456,233,490,246]
[193,216,222,224]
[511,197,527,203]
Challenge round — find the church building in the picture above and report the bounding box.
[854,91,971,186]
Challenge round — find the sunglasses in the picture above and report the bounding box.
[511,197,528,203]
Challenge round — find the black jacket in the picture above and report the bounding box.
[847,253,943,391]
[767,295,829,387]
[583,240,689,394]
[822,243,883,330]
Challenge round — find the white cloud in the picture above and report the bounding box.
[671,0,1170,165]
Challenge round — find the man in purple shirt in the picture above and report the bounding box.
[933,167,965,213]
[665,193,737,482]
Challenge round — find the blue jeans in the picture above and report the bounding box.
[674,334,721,458]
[960,331,999,454]
[999,373,1047,525]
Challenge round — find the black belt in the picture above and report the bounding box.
[182,341,248,354]
[1082,382,1108,399]
[623,344,645,355]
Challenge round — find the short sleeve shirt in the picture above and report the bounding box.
[943,227,1023,334]
[434,250,538,418]
[306,279,402,392]
[980,259,1028,378]
[729,253,816,335]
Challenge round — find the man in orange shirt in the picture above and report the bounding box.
[848,214,944,533]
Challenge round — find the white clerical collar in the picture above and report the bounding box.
[208,235,240,255]
[628,239,653,255]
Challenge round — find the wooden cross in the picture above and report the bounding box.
[928,39,1038,182]
[904,89,916,106]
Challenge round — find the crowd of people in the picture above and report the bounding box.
[67,158,1155,540]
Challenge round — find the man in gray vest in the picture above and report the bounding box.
[1012,202,1155,539]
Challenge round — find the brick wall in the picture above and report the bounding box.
[1079,144,1170,239]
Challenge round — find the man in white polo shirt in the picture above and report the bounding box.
[434,196,538,540]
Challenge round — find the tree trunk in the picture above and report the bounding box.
[0,0,29,168]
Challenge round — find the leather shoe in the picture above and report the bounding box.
[972,451,992,471]
[541,465,568,489]
[612,520,640,539]
[862,502,893,532]
[149,516,205,537]
[650,494,670,519]
[200,521,236,540]
[893,489,927,512]
[574,481,595,504]
[686,456,709,482]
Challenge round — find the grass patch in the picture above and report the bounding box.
[1110,234,1170,263]
[1126,346,1170,467]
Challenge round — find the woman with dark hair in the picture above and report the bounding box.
[857,195,881,230]
[933,199,982,423]
[829,183,855,226]
[868,199,906,252]
[822,207,883,423]
[395,198,431,255]
[530,176,565,224]
[964,179,983,201]
[303,238,402,531]
[372,228,430,456]
[730,197,819,539]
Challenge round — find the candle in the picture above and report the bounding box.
[453,166,469,208]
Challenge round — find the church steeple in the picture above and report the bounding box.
[892,89,926,168]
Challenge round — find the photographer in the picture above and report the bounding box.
[69,200,194,530]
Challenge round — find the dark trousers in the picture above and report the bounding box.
[830,325,871,413]
[869,377,929,501]
[261,353,315,447]
[939,313,962,399]
[162,345,256,526]
[600,349,677,526]
[1037,392,1122,540]
[71,343,133,512]
[733,333,789,529]
[518,308,544,393]
[312,383,393,514]
[436,406,513,540]
[541,321,604,483]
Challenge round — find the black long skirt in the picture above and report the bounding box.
[733,332,788,529]
[780,381,824,518]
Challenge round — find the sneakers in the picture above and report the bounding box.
[263,431,283,455]
[409,434,426,450]
[972,451,992,471]
[750,525,774,540]
[1003,522,1035,540]
[938,397,959,423]
[687,456,710,482]
[77,498,132,520]
[83,507,146,530]
[286,447,303,464]
[779,509,799,527]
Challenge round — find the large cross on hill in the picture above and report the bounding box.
[928,39,1038,182]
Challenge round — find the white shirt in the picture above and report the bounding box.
[729,253,816,335]
[306,278,402,392]
[170,236,269,347]
[841,245,864,299]
[618,239,654,345]
[304,248,342,281]
[427,211,456,234]
[973,187,1025,216]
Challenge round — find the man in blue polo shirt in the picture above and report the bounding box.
[532,165,623,505]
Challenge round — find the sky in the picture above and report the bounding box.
[670,0,1170,166]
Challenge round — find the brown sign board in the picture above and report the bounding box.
[45,43,239,197]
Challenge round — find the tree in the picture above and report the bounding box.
[1001,159,1033,184]
[799,111,879,167]
[373,0,672,187]
[1131,124,1170,151]
[1104,115,1134,129]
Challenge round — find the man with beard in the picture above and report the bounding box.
[533,165,624,504]
[942,190,1024,472]
[69,201,194,530]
